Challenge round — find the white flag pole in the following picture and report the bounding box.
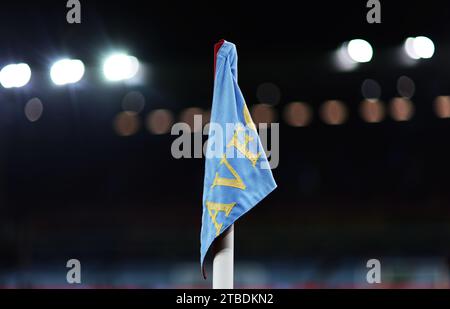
[212,224,234,289]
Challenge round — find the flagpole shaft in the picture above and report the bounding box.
[212,224,234,289]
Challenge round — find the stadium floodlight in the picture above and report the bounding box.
[335,39,373,71]
[50,59,85,85]
[412,36,435,59]
[347,39,373,63]
[404,37,420,60]
[103,53,140,81]
[0,63,32,88]
[404,36,435,60]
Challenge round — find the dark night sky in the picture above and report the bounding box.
[2,1,450,267]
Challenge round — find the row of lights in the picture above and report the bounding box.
[0,53,140,88]
[252,97,450,127]
[113,97,450,137]
[0,36,436,88]
[22,92,450,135]
[336,36,435,71]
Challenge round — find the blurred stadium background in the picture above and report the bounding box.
[2,1,450,288]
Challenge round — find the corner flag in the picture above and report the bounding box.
[201,40,277,276]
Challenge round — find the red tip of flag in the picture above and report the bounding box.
[213,39,225,78]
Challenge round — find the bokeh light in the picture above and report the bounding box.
[335,39,373,71]
[251,103,277,125]
[360,99,385,123]
[146,109,174,134]
[404,36,435,59]
[179,107,203,133]
[113,112,140,136]
[361,79,381,99]
[0,63,32,88]
[434,96,450,119]
[103,54,140,81]
[320,100,348,125]
[404,37,420,60]
[50,59,85,85]
[283,102,312,127]
[122,91,145,114]
[397,76,415,98]
[413,36,435,59]
[389,98,414,122]
[347,39,373,63]
[24,98,43,122]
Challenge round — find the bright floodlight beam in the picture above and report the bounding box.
[335,39,373,71]
[103,54,140,81]
[404,37,420,60]
[413,36,435,59]
[0,63,32,88]
[404,36,435,60]
[347,39,373,63]
[50,59,85,85]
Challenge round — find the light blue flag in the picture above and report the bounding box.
[201,40,277,272]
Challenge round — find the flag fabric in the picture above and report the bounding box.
[201,40,277,271]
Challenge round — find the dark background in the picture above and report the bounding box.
[1,0,450,287]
